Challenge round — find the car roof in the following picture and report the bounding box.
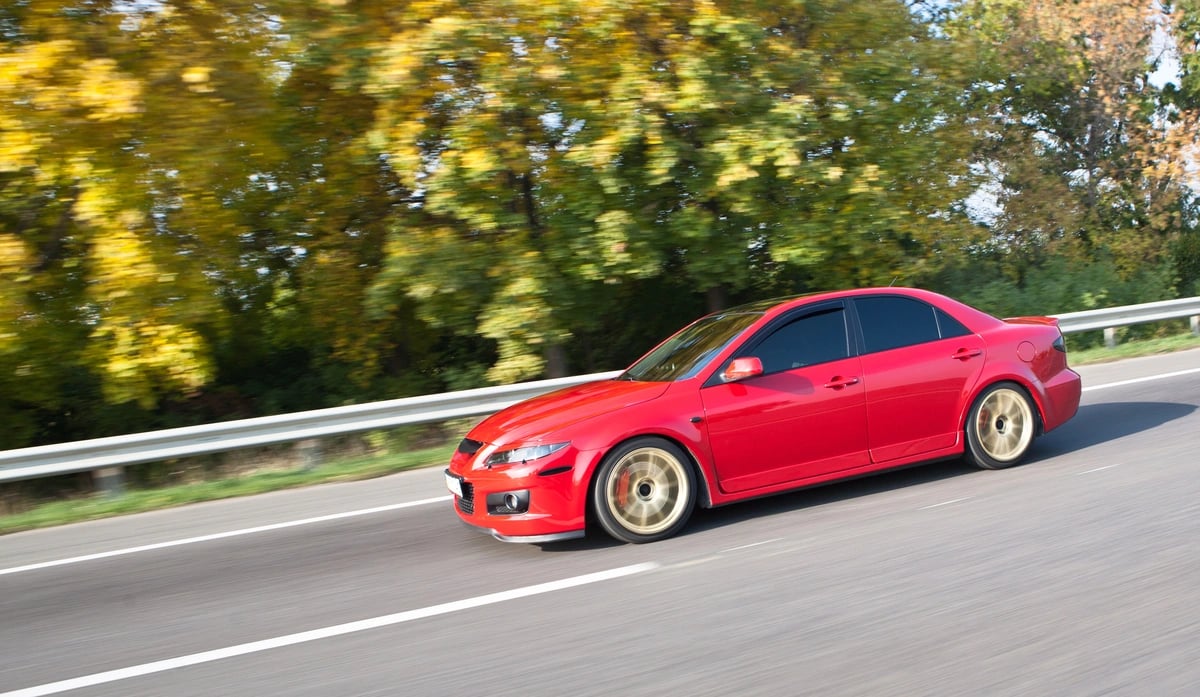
[718,287,951,317]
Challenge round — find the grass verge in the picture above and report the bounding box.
[1067,331,1200,364]
[0,443,456,536]
[3,332,1198,535]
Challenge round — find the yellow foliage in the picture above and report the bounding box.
[457,147,500,178]
[0,234,30,275]
[181,66,215,93]
[89,318,213,408]
[76,59,143,120]
[89,228,158,302]
[849,164,882,194]
[0,115,40,172]
[717,163,758,188]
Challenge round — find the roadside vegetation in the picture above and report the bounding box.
[0,443,456,536]
[1068,331,1200,364]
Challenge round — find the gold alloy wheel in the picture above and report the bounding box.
[604,446,691,536]
[973,386,1035,462]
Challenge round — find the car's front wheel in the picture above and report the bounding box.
[965,382,1038,469]
[592,437,696,543]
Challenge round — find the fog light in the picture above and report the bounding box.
[486,489,530,515]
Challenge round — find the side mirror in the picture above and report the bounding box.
[721,356,763,383]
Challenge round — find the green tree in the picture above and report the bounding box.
[366,0,978,382]
[0,2,415,446]
[953,0,1200,285]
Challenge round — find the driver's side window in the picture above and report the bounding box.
[741,307,849,374]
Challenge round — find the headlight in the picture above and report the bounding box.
[485,442,569,467]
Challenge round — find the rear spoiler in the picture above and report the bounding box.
[1002,315,1060,327]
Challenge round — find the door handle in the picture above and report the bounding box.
[824,376,860,389]
[951,348,982,360]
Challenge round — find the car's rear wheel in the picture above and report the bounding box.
[965,382,1037,469]
[593,437,696,544]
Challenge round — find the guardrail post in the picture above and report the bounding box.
[94,466,125,497]
[297,439,322,471]
[1103,327,1117,348]
[1192,315,1199,336]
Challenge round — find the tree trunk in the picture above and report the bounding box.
[543,343,569,378]
[705,285,728,313]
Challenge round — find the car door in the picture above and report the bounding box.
[700,303,870,494]
[852,295,985,463]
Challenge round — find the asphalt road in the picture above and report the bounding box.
[2,349,1199,697]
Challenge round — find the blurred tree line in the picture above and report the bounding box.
[1,0,1198,450]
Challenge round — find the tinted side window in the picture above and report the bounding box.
[935,308,971,339]
[740,307,849,374]
[856,297,945,353]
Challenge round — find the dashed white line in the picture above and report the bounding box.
[0,562,659,697]
[919,497,972,510]
[1077,464,1121,475]
[0,496,451,577]
[722,538,783,553]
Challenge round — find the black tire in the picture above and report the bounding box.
[965,382,1038,470]
[592,437,697,543]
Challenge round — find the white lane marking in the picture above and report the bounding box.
[1082,367,1200,392]
[1077,464,1120,475]
[0,562,658,697]
[0,496,451,577]
[722,538,783,553]
[672,555,723,568]
[919,497,971,510]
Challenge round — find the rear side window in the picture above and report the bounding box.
[935,308,970,339]
[738,307,849,374]
[856,296,968,353]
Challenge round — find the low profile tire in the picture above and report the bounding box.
[965,382,1038,470]
[592,437,696,544]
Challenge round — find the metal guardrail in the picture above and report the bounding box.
[0,371,620,488]
[1051,296,1200,343]
[1,296,1197,491]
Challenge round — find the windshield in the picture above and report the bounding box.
[620,311,763,382]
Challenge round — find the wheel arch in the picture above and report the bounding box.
[962,375,1046,437]
[583,433,714,531]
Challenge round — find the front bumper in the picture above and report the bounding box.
[444,446,598,542]
[459,519,585,544]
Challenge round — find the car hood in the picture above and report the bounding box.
[469,379,670,447]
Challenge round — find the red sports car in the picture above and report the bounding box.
[445,287,1081,544]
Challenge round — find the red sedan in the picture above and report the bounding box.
[445,287,1081,544]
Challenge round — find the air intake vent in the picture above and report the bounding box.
[456,481,475,515]
[457,438,484,455]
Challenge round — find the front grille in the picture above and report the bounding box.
[456,480,475,515]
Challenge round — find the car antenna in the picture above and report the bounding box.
[889,276,898,287]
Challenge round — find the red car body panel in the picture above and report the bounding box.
[467,379,670,448]
[701,355,869,492]
[446,287,1082,542]
[859,335,987,462]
